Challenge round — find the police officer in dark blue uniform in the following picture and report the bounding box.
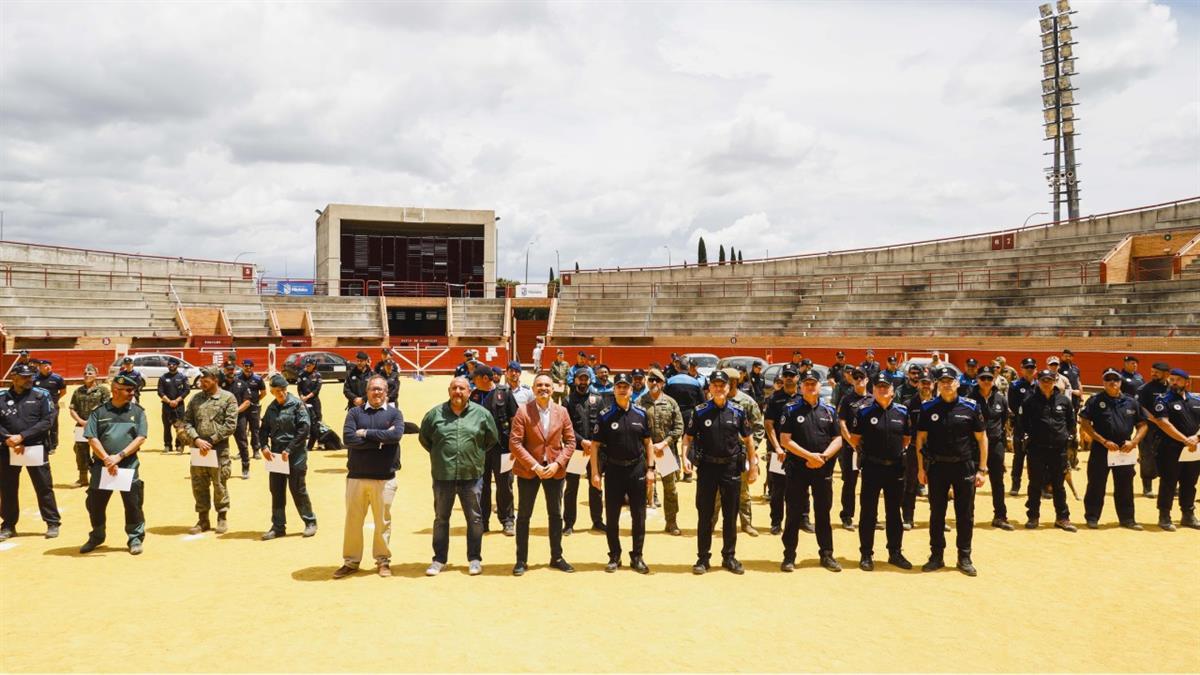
[916,367,987,576]
[297,358,324,451]
[1019,369,1077,532]
[1150,368,1200,531]
[157,357,191,453]
[32,359,66,456]
[1007,357,1038,495]
[902,368,934,529]
[957,358,979,397]
[836,367,870,531]
[849,374,913,571]
[237,359,266,461]
[343,351,372,408]
[682,370,757,575]
[778,370,843,572]
[1080,369,1148,530]
[1136,362,1171,498]
[0,364,62,540]
[764,364,804,535]
[589,373,654,574]
[1118,356,1144,397]
[221,360,253,479]
[968,366,1013,530]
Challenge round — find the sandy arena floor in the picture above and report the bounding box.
[1,375,1197,673]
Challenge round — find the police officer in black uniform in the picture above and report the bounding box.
[220,360,253,479]
[564,368,606,534]
[836,367,870,530]
[237,359,266,461]
[1019,369,1077,532]
[968,366,1014,530]
[157,357,191,453]
[897,363,922,404]
[589,373,654,574]
[764,364,804,535]
[373,347,397,375]
[778,370,843,572]
[916,367,987,576]
[116,356,146,405]
[379,360,401,406]
[1007,357,1038,495]
[682,370,758,575]
[32,359,66,455]
[343,351,371,408]
[297,358,324,451]
[1080,369,1148,530]
[1136,362,1171,498]
[902,368,934,529]
[0,364,62,540]
[1118,356,1144,397]
[849,374,913,571]
[1150,368,1200,531]
[957,358,979,397]
[471,365,517,535]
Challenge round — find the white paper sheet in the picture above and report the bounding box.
[9,445,44,467]
[1179,446,1200,463]
[1107,450,1137,467]
[769,452,786,475]
[565,451,588,475]
[74,426,87,443]
[190,447,219,468]
[264,453,290,475]
[499,452,514,474]
[654,448,680,476]
[852,449,859,472]
[99,468,134,492]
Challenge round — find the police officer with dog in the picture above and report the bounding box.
[157,357,191,453]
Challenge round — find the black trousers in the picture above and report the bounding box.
[86,463,145,544]
[305,402,323,450]
[1026,446,1069,521]
[927,460,975,556]
[1156,444,1200,518]
[0,462,61,530]
[782,462,834,559]
[979,434,1008,520]
[48,413,59,452]
[768,468,793,527]
[1010,424,1027,490]
[902,447,919,524]
[270,468,316,532]
[480,448,514,528]
[838,448,858,521]
[234,411,260,468]
[695,461,741,561]
[162,403,184,450]
[515,475,564,563]
[1082,444,1135,523]
[604,462,647,559]
[563,462,603,529]
[859,461,904,556]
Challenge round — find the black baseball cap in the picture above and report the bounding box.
[1152,361,1170,371]
[709,370,730,383]
[851,368,867,379]
[122,356,134,364]
[356,351,370,360]
[1037,369,1057,381]
[977,366,995,378]
[886,355,897,363]
[1021,358,1036,368]
[631,368,646,378]
[966,358,978,366]
[934,367,956,381]
[782,364,799,376]
[801,370,821,382]
[872,374,894,387]
[1124,355,1138,363]
[1101,369,1122,381]
[613,373,632,385]
[835,351,845,358]
[573,368,592,380]
[10,364,35,377]
[223,361,236,369]
[167,357,180,366]
[917,369,933,383]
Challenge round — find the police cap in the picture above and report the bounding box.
[709,370,730,384]
[1123,355,1138,363]
[631,368,646,378]
[801,370,821,382]
[167,357,181,366]
[10,363,35,378]
[800,358,813,367]
[1152,361,1170,372]
[872,374,894,388]
[303,357,316,366]
[851,367,868,379]
[907,363,923,373]
[781,364,799,376]
[355,351,370,360]
[977,366,995,378]
[222,360,236,369]
[1101,369,1122,382]
[612,372,632,386]
[242,359,254,367]
[1036,369,1057,381]
[122,356,134,364]
[934,367,956,381]
[966,357,978,366]
[917,369,933,383]
[1021,358,1037,368]
[269,374,289,388]
[112,373,140,388]
[17,349,28,356]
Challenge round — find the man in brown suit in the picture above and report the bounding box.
[509,373,578,576]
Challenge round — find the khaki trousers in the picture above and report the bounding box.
[343,477,396,567]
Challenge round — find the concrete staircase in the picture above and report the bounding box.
[450,298,505,339]
[263,296,383,339]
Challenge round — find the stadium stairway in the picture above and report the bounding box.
[449,298,506,339]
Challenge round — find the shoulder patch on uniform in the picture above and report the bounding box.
[629,405,647,419]
[857,402,878,418]
[819,402,836,414]
[894,403,908,414]
[694,401,715,414]
[598,405,615,421]
[921,399,938,411]
[958,398,978,410]
[726,401,745,414]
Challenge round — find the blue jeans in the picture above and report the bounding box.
[432,478,484,564]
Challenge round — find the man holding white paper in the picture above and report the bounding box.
[181,368,239,535]
[0,363,62,541]
[69,365,111,487]
[638,367,685,536]
[1080,369,1148,530]
[258,374,316,541]
[80,373,147,555]
[1150,368,1200,531]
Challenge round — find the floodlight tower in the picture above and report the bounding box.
[1039,0,1081,222]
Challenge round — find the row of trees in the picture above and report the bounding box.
[696,237,744,266]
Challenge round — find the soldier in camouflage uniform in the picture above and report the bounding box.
[179,367,238,535]
[549,349,570,404]
[638,367,685,535]
[713,368,766,536]
[68,364,111,487]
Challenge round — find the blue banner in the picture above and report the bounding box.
[277,281,314,296]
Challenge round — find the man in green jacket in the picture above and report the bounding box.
[80,373,147,555]
[69,364,110,487]
[418,376,499,577]
[180,368,239,535]
[259,374,316,540]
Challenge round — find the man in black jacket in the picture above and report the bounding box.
[564,369,607,534]
[471,366,517,535]
[1019,370,1077,532]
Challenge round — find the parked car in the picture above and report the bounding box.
[108,353,203,388]
[762,363,834,402]
[715,356,768,375]
[282,351,351,383]
[681,353,719,378]
[900,357,960,380]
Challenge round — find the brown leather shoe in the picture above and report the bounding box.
[332,565,356,579]
[377,564,392,577]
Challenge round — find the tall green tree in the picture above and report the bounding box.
[698,237,708,266]
[737,250,744,264]
[574,261,580,272]
[718,245,726,265]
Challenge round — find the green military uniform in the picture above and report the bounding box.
[713,387,765,531]
[638,390,685,531]
[82,400,148,548]
[259,392,316,536]
[550,358,571,404]
[69,383,111,485]
[180,387,238,525]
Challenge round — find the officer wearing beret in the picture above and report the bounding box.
[297,358,324,451]
[1007,357,1039,495]
[344,351,372,408]
[836,367,870,531]
[32,359,66,456]
[1136,362,1171,498]
[0,363,62,540]
[1020,369,1077,532]
[80,373,147,555]
[157,357,191,453]
[778,370,843,572]
[1149,368,1200,531]
[258,374,317,540]
[1080,369,1148,530]
[221,360,253,479]
[967,366,1014,530]
[916,367,987,576]
[589,373,654,574]
[682,370,758,575]
[116,356,146,405]
[849,374,913,570]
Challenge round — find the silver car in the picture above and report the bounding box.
[108,353,203,388]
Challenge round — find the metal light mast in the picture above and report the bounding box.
[1039,1,1081,222]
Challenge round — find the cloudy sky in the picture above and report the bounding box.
[1,0,1197,280]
